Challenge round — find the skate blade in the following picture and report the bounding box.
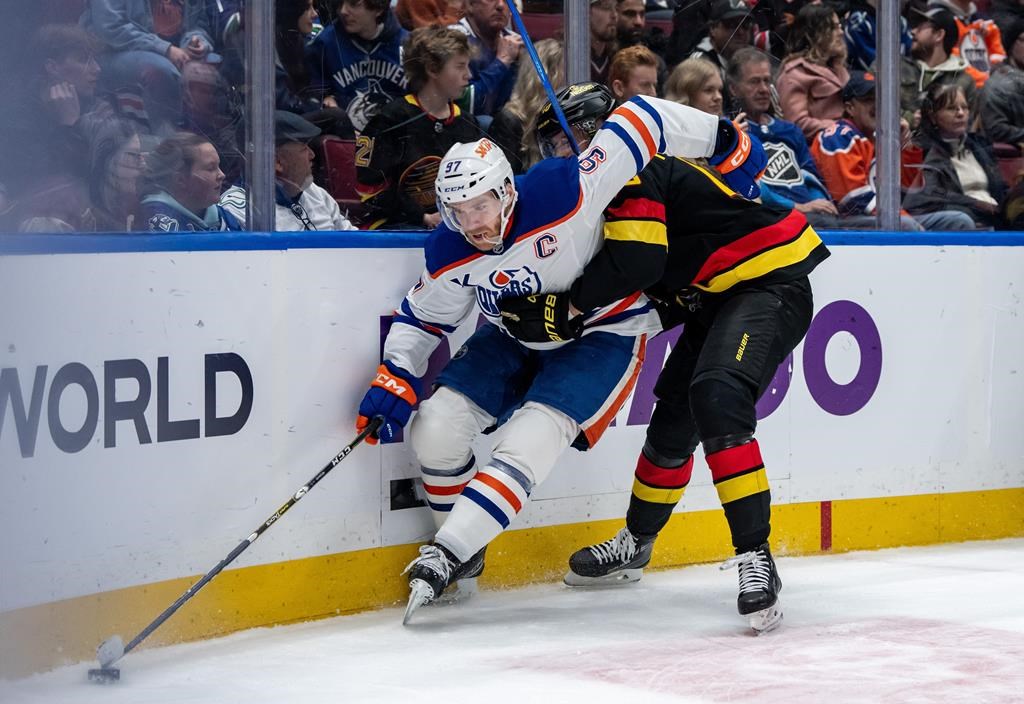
[747,604,783,634]
[433,577,478,606]
[403,579,435,625]
[563,568,644,587]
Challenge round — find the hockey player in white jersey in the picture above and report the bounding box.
[354,85,767,623]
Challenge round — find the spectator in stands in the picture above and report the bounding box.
[901,7,980,126]
[179,60,244,185]
[591,0,620,85]
[981,20,1024,146]
[608,45,660,102]
[689,0,754,74]
[277,0,326,115]
[395,0,464,29]
[812,72,975,230]
[844,0,912,72]
[83,119,146,231]
[727,47,839,224]
[489,38,564,173]
[356,27,481,229]
[82,0,216,133]
[275,0,355,138]
[307,0,409,133]
[616,0,669,91]
[13,25,104,187]
[776,3,850,142]
[906,82,1008,228]
[451,0,523,117]
[617,0,647,47]
[220,111,356,231]
[140,132,241,231]
[1,25,152,232]
[928,0,1006,84]
[665,57,724,116]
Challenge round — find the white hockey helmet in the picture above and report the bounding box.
[434,139,518,249]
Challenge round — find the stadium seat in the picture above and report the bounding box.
[318,136,365,224]
[993,143,1024,188]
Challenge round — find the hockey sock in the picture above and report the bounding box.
[420,456,477,531]
[625,447,694,539]
[434,458,533,562]
[705,438,771,552]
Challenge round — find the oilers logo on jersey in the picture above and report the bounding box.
[477,266,543,316]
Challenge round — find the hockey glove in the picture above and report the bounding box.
[499,292,583,343]
[708,118,767,200]
[357,361,420,445]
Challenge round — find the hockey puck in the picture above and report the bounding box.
[87,667,120,684]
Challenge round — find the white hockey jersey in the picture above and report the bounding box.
[384,96,719,378]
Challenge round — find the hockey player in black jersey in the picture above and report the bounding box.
[499,83,831,633]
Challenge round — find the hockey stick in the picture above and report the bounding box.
[87,415,384,684]
[503,0,580,155]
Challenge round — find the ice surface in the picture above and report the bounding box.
[2,539,1023,703]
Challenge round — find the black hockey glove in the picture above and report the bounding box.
[499,292,583,343]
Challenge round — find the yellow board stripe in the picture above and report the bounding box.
[604,220,668,246]
[3,487,1023,679]
[715,468,770,504]
[631,478,687,504]
[694,227,824,293]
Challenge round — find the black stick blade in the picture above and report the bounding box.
[87,667,120,684]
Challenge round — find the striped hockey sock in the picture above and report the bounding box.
[706,439,771,551]
[625,451,693,538]
[421,456,477,530]
[434,458,532,562]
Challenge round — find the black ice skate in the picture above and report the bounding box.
[434,545,487,606]
[720,542,783,633]
[402,544,485,624]
[564,526,654,586]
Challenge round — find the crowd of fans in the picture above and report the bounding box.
[3,0,1024,233]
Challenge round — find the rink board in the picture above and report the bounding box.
[1,237,1023,677]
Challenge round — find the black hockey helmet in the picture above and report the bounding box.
[537,82,616,157]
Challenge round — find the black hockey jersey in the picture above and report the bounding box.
[570,155,831,312]
[355,94,483,229]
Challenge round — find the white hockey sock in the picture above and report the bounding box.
[435,459,532,562]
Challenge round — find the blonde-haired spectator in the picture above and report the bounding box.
[665,57,724,115]
[609,44,659,101]
[489,38,564,172]
[776,4,850,142]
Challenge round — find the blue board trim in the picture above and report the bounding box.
[2,229,1024,255]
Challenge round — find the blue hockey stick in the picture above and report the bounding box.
[503,0,580,155]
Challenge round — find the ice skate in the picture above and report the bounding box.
[402,544,485,624]
[564,526,654,586]
[720,542,783,633]
[433,547,487,606]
